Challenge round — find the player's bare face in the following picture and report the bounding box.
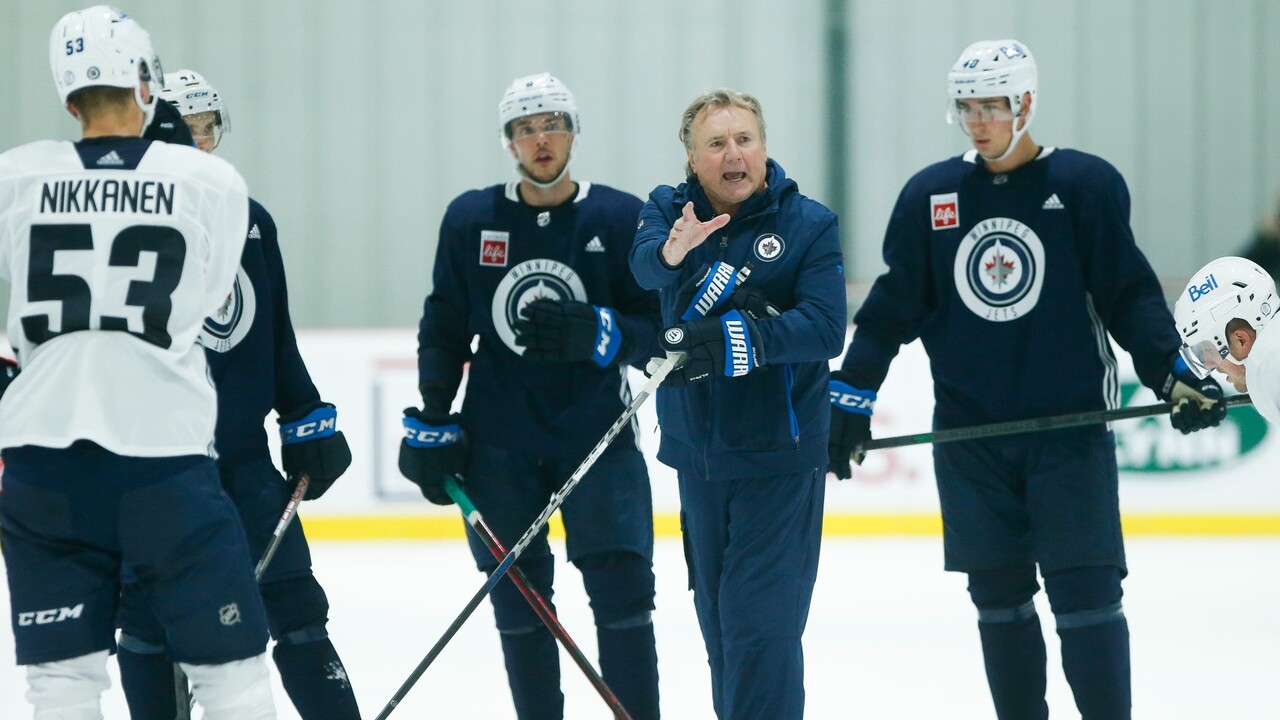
[956,98,1016,160]
[509,112,572,184]
[687,105,767,216]
[182,111,220,153]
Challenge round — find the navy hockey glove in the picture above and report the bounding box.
[0,357,18,400]
[514,299,625,367]
[278,402,352,500]
[658,309,762,386]
[1160,356,1227,435]
[399,409,466,506]
[828,371,875,480]
[677,262,744,321]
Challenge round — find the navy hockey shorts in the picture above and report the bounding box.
[0,442,268,666]
[119,455,330,647]
[933,430,1126,575]
[462,443,654,569]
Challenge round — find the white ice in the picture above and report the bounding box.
[2,535,1278,718]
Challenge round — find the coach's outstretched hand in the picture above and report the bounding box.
[399,408,466,506]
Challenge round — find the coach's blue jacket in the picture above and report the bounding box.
[630,160,846,481]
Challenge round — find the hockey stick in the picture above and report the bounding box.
[860,394,1253,451]
[173,474,310,717]
[374,351,686,720]
[443,477,635,720]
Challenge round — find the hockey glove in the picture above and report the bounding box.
[514,299,625,367]
[827,371,875,480]
[658,310,762,386]
[0,357,18,400]
[399,408,466,506]
[1161,356,1227,435]
[676,262,744,321]
[278,402,352,500]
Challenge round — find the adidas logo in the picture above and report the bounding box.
[248,224,261,240]
[584,236,605,253]
[1042,193,1064,210]
[96,150,124,167]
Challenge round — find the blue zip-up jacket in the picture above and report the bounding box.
[630,160,846,481]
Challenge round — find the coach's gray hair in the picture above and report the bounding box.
[678,89,766,178]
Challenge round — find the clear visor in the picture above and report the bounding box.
[949,99,1016,136]
[1178,339,1223,379]
[183,111,225,151]
[506,111,574,141]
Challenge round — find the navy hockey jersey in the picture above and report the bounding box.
[418,182,660,459]
[844,148,1182,432]
[200,199,320,465]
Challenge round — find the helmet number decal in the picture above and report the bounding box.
[65,38,85,55]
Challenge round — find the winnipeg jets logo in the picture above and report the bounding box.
[753,234,785,262]
[492,259,588,354]
[953,217,1045,322]
[200,266,257,352]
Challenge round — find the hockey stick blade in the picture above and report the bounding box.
[374,352,686,719]
[444,477,635,720]
[861,394,1253,451]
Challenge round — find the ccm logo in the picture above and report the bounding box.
[405,428,460,445]
[830,391,874,412]
[931,193,959,230]
[595,308,614,357]
[19,604,84,626]
[286,417,335,440]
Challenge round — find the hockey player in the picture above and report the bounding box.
[399,73,662,720]
[1174,256,1277,420]
[0,7,276,718]
[828,40,1226,720]
[114,68,361,719]
[630,89,846,720]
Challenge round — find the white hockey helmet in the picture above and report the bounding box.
[1174,256,1277,376]
[50,6,164,129]
[946,39,1037,161]
[160,69,230,130]
[160,69,230,149]
[498,73,579,145]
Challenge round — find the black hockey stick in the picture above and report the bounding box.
[860,394,1253,451]
[173,474,310,717]
[374,351,686,719]
[443,477,635,720]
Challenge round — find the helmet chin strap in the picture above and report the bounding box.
[136,88,157,137]
[987,102,1033,164]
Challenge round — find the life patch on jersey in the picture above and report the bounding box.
[753,233,785,262]
[952,217,1045,322]
[480,231,509,267]
[931,193,959,230]
[491,258,588,354]
[200,266,256,352]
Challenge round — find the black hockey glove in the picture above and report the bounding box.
[657,310,763,386]
[1160,356,1227,435]
[399,408,466,506]
[676,262,744,321]
[828,371,876,479]
[514,299,626,367]
[277,401,352,500]
[0,357,19,400]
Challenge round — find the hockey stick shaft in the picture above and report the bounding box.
[374,351,686,720]
[862,394,1253,451]
[174,474,309,716]
[444,478,634,720]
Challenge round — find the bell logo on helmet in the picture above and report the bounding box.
[1186,274,1219,303]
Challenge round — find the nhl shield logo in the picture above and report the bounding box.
[218,603,242,626]
[754,234,785,262]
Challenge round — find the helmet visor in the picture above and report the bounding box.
[1178,339,1222,380]
[506,112,574,141]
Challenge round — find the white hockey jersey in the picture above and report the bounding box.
[0,137,248,457]
[1245,324,1280,427]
